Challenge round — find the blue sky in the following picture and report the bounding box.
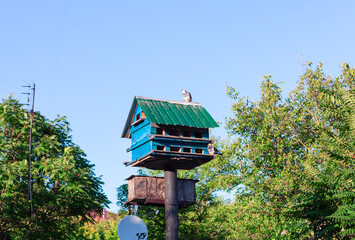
[1,1,354,212]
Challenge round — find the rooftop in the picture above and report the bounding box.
[121,96,218,138]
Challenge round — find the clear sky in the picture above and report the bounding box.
[1,1,354,212]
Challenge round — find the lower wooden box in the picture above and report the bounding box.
[124,175,198,209]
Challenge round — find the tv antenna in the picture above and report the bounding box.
[21,83,35,217]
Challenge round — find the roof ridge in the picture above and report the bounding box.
[122,96,219,138]
[135,96,202,106]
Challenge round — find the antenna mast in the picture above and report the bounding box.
[22,83,35,217]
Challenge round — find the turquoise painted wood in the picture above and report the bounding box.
[123,96,218,170]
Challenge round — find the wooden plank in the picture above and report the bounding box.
[157,177,165,200]
[130,156,213,170]
[131,117,145,127]
[150,134,213,142]
[125,200,196,208]
[183,181,196,202]
[145,199,165,205]
[127,179,135,202]
[154,150,213,157]
[127,176,197,208]
[135,177,147,199]
[147,177,157,200]
[177,180,184,202]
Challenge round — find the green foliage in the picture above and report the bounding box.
[72,211,123,240]
[289,64,355,239]
[116,184,128,210]
[115,63,354,239]
[0,97,110,239]
[225,75,312,239]
[224,62,354,239]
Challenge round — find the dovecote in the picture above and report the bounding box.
[121,96,219,170]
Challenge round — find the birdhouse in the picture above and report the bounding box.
[121,96,219,170]
[125,175,198,208]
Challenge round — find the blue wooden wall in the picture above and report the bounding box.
[129,105,152,162]
[128,105,211,163]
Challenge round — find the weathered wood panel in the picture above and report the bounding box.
[183,180,196,202]
[134,177,147,199]
[177,181,184,202]
[157,177,165,200]
[125,176,198,208]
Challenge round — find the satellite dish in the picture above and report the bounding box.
[117,215,148,240]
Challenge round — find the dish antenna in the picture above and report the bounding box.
[117,215,148,240]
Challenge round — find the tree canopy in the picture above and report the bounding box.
[116,62,354,239]
[0,97,109,240]
[222,62,354,239]
[2,61,352,239]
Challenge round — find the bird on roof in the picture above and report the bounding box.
[181,88,192,102]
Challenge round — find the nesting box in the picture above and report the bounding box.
[125,175,198,208]
[121,96,219,170]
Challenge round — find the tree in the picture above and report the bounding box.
[0,97,109,240]
[224,75,312,239]
[289,64,355,239]
[73,211,124,240]
[326,85,355,238]
[115,62,354,239]
[223,62,354,239]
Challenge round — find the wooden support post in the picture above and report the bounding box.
[164,165,178,240]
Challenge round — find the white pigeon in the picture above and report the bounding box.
[181,88,192,102]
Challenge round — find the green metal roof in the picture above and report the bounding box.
[136,97,219,128]
[122,96,219,138]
